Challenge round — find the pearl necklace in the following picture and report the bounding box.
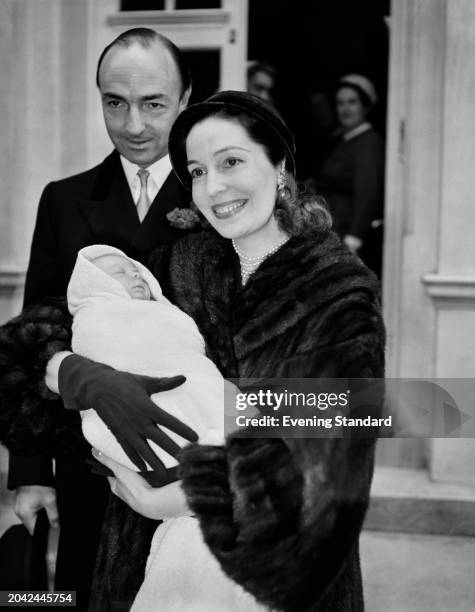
[232,236,289,284]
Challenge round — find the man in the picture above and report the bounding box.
[8,28,192,610]
[247,60,276,104]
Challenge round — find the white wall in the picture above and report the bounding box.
[383,0,475,483]
[0,0,116,324]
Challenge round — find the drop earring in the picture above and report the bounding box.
[277,160,286,192]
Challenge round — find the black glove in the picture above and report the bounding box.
[58,354,198,475]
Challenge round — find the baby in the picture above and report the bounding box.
[67,244,226,472]
[93,252,153,301]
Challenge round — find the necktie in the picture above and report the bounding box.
[136,169,151,222]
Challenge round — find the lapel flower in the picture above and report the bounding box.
[166,207,201,229]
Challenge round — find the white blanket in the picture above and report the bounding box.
[68,244,225,470]
[131,517,268,612]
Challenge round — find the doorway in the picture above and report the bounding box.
[248,0,390,179]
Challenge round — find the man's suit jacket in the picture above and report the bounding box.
[9,149,191,488]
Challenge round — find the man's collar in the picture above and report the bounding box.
[120,154,172,191]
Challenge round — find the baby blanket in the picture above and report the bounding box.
[68,244,225,470]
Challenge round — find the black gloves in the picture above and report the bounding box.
[58,354,198,475]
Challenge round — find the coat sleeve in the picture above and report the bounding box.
[348,133,384,239]
[0,298,85,457]
[179,289,385,612]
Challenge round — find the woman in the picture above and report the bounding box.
[315,74,385,275]
[0,91,384,611]
[98,91,385,611]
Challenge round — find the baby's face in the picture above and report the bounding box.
[93,254,151,300]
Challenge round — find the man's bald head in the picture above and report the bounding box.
[97,28,191,167]
[96,28,191,98]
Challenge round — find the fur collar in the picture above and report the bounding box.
[170,228,380,366]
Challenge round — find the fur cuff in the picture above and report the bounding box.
[0,298,83,454]
[179,436,373,612]
[179,444,237,551]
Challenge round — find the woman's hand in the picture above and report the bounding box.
[92,449,193,520]
[58,354,198,474]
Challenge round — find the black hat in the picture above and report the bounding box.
[168,90,296,190]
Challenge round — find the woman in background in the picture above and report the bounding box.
[316,74,385,276]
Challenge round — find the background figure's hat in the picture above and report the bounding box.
[169,90,296,190]
[338,74,378,106]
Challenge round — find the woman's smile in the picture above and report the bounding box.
[212,199,247,219]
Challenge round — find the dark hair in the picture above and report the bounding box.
[192,108,331,236]
[335,83,372,110]
[247,61,276,81]
[96,28,191,98]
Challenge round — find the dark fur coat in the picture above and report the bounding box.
[0,228,384,611]
[158,228,385,612]
[0,298,82,456]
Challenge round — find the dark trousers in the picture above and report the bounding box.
[54,457,109,611]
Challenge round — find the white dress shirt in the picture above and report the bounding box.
[120,155,172,209]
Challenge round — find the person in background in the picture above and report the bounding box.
[247,60,276,104]
[315,74,385,276]
[1,27,193,610]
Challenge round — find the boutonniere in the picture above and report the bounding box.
[166,207,201,229]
